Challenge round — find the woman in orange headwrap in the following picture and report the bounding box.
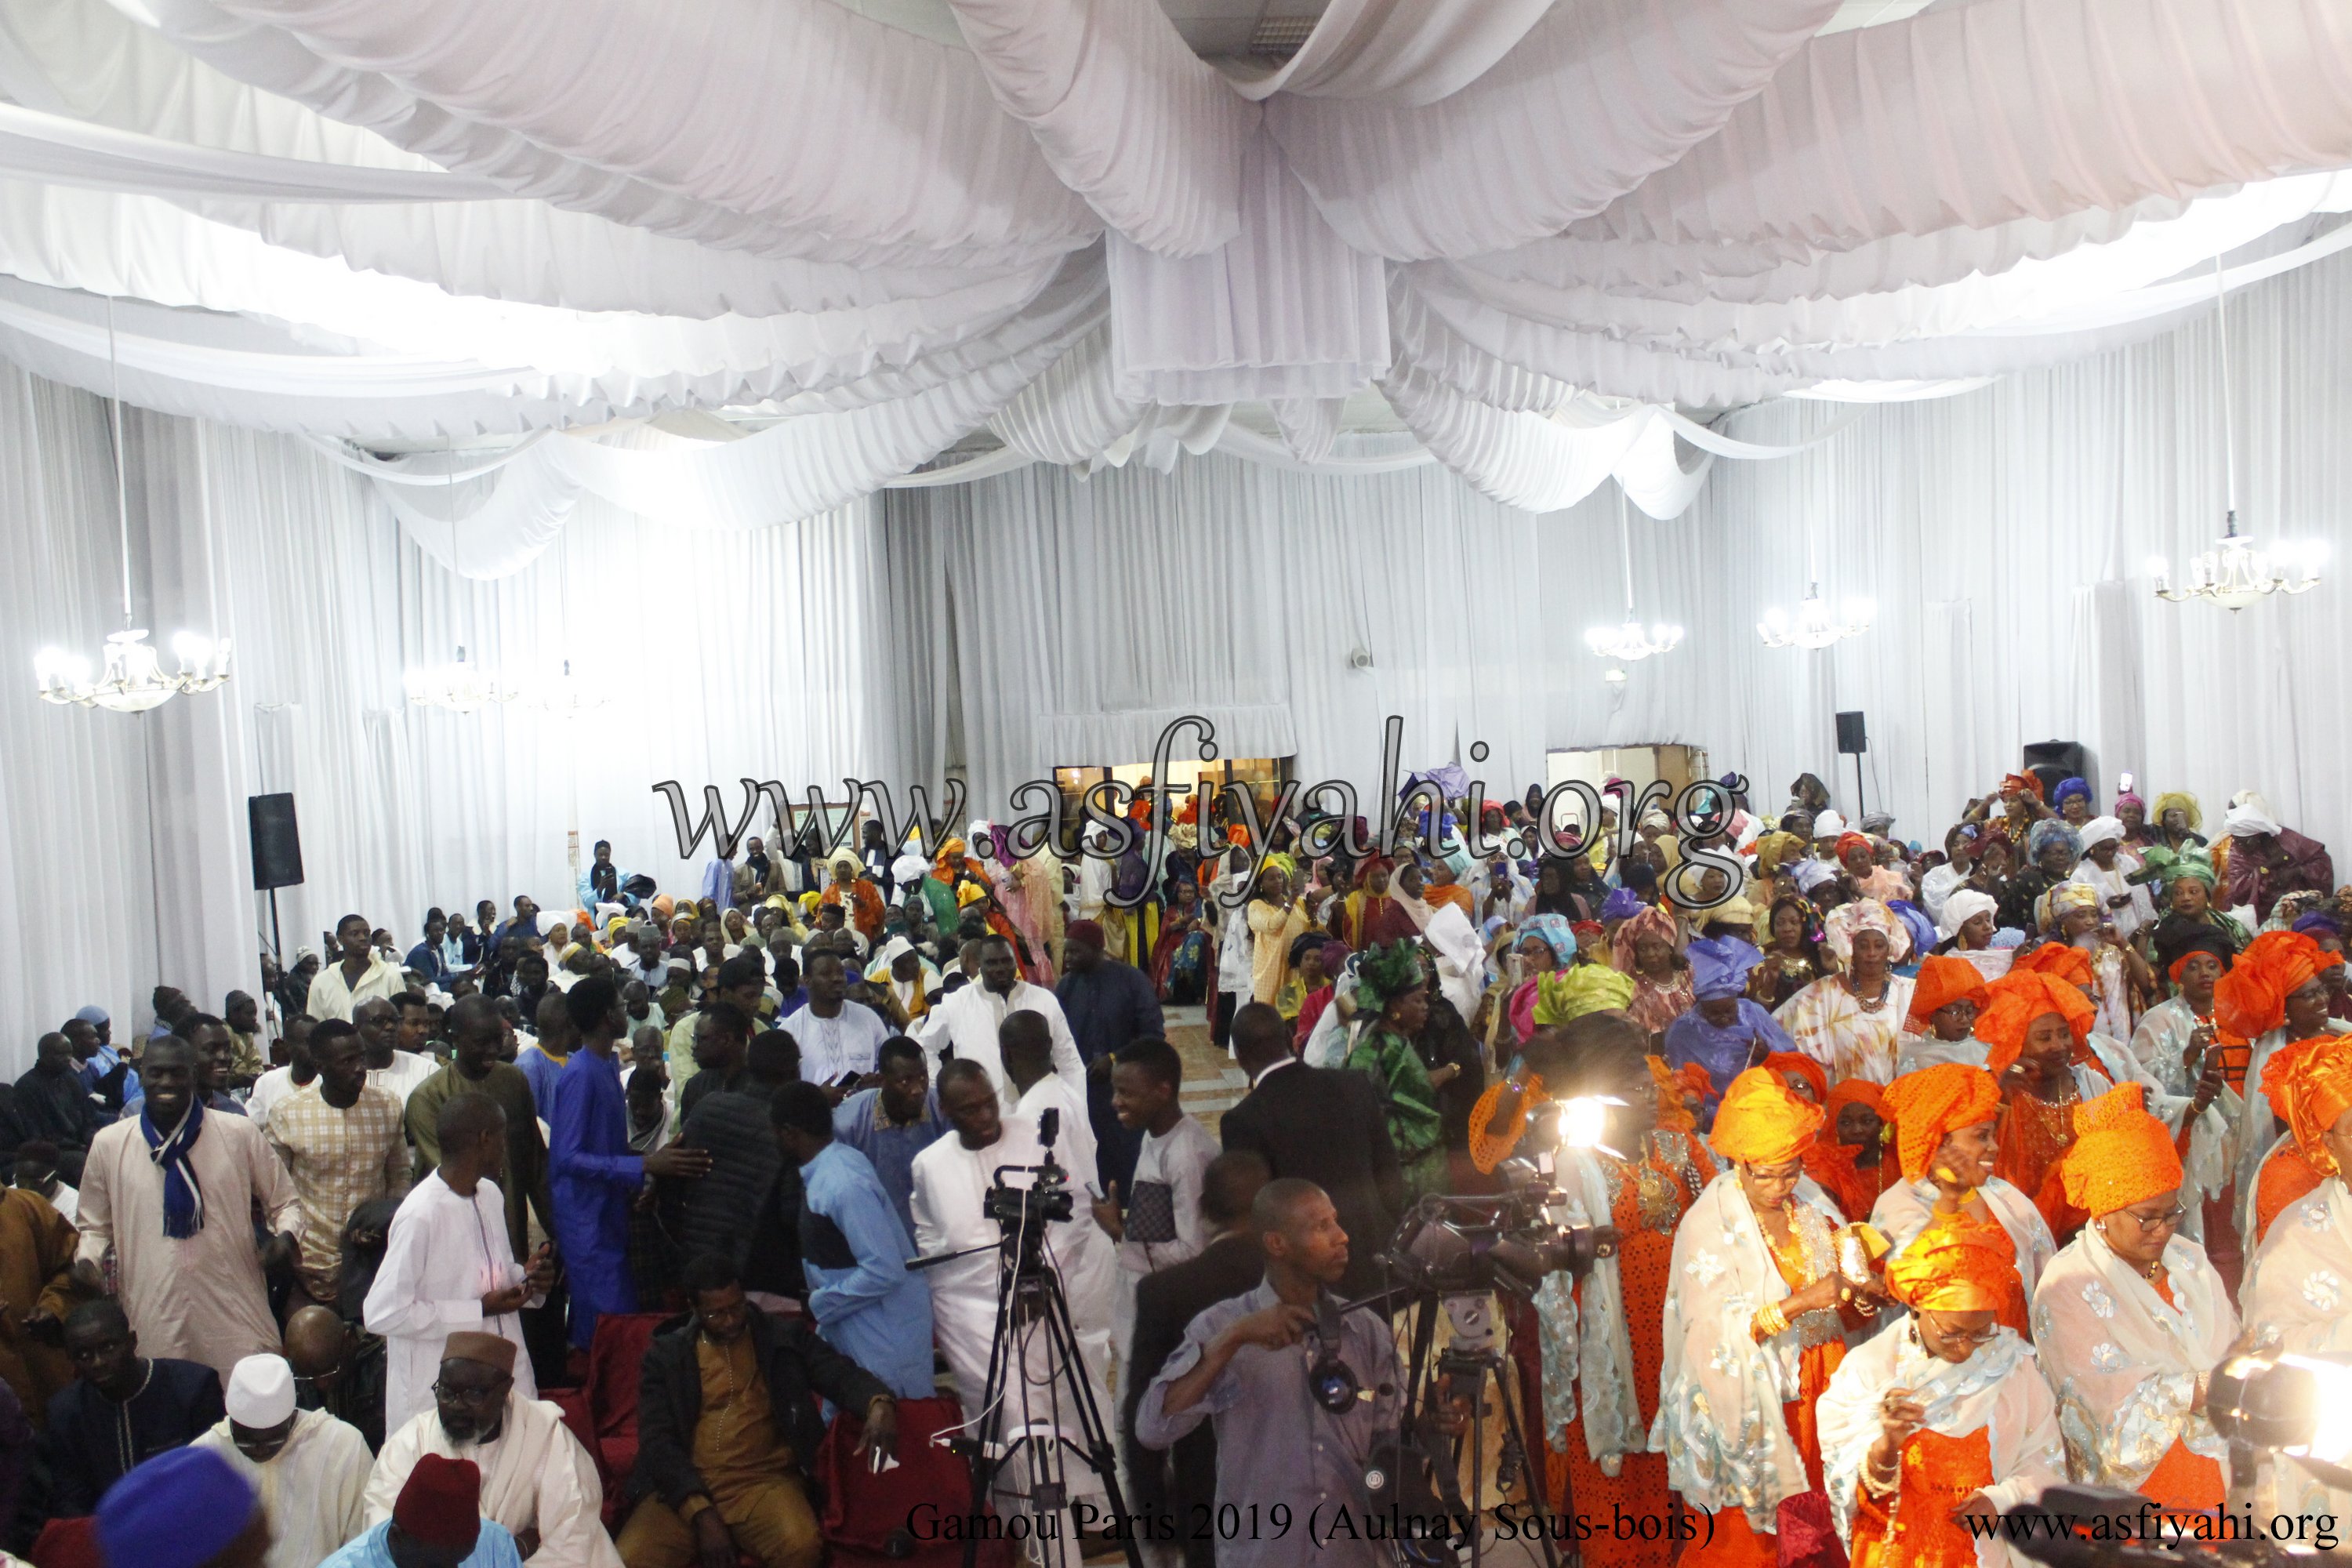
[2245,1035,2352,1246]
[1820,1215,2065,1568]
[1896,956,1991,1076]
[1874,1065,2053,1335]
[1660,1069,1867,1568]
[2243,1037,2352,1522]
[1808,1078,1897,1225]
[2222,929,2347,1200]
[2246,1037,2328,1244]
[2034,1085,2238,1513]
[1762,1050,1828,1105]
[1977,969,2105,1237]
[1510,1023,1717,1568]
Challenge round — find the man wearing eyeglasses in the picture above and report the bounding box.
[362,1330,619,1567]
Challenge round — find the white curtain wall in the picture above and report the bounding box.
[7,249,2352,1065]
[1682,248,2352,846]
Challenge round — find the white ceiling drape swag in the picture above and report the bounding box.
[0,0,2342,532]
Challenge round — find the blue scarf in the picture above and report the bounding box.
[140,1098,207,1239]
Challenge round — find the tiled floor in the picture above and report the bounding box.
[1163,1004,1247,1135]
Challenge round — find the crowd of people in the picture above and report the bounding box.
[10,766,2352,1568]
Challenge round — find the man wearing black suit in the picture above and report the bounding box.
[1120,1150,1269,1568]
[1215,1002,1403,1296]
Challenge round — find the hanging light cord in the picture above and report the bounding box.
[1617,489,1635,615]
[107,296,132,626]
[2214,253,2238,531]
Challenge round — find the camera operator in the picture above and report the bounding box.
[1136,1178,1402,1568]
[909,1061,1118,1530]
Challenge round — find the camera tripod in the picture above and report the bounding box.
[951,1207,1143,1568]
[1396,1290,1564,1568]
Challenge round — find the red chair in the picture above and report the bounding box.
[818,1396,1012,1568]
[27,1516,101,1568]
[572,1311,673,1526]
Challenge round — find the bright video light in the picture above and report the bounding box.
[1554,1095,1617,1152]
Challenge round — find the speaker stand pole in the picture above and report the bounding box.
[1853,753,1867,824]
[267,888,282,967]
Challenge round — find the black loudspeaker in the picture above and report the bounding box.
[2020,741,2090,800]
[1835,711,1868,755]
[249,793,305,890]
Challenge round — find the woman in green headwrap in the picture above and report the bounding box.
[2144,845,2251,980]
[1346,941,1450,1198]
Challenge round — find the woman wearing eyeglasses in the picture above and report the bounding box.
[2028,1084,2238,1515]
[1818,1214,2066,1568]
[1659,1068,1882,1568]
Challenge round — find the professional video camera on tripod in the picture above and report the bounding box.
[1323,1094,1624,1568]
[909,1107,1142,1568]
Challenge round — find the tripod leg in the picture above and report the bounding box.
[967,1268,1023,1568]
[1038,1262,1145,1568]
[1487,1356,1562,1568]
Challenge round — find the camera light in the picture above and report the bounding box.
[1554,1095,1617,1152]
[2288,1354,2352,1468]
[2209,1347,2352,1487]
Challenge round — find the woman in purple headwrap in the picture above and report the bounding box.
[1663,937,1795,1112]
[2115,790,2158,849]
[2051,775,2094,826]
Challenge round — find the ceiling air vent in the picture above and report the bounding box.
[1248,16,1318,60]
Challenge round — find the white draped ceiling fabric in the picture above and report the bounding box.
[0,0,2343,550]
[8,0,2352,1051]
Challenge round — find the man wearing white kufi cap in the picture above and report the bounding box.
[194,1352,372,1568]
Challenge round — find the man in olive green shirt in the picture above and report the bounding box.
[405,996,551,1267]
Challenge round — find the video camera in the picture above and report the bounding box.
[981,1106,1076,1240]
[1380,1159,1616,1300]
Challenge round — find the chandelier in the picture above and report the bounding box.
[403,646,517,713]
[533,659,608,716]
[33,299,231,713]
[2150,255,2323,610]
[1758,583,1875,650]
[1584,489,1682,662]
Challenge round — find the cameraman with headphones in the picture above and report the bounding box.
[1135,1178,1402,1567]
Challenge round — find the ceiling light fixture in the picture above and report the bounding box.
[1584,489,1682,662]
[34,298,230,712]
[2149,255,2322,609]
[1758,583,1875,650]
[404,645,517,714]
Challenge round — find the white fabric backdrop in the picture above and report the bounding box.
[1679,245,2352,848]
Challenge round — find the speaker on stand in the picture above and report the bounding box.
[249,793,304,964]
[1835,712,1869,821]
